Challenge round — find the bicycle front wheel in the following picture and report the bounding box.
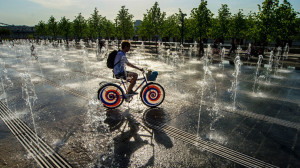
[98,83,124,109]
[140,82,165,107]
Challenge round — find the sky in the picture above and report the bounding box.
[0,0,299,26]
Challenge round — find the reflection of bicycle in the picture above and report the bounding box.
[97,71,165,109]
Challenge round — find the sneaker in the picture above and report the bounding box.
[124,94,132,102]
[128,90,138,95]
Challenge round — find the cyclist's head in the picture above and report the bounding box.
[121,40,131,49]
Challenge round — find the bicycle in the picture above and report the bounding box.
[97,71,165,109]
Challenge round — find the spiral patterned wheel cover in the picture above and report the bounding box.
[100,85,123,108]
[142,84,164,107]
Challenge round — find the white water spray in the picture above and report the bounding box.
[252,55,264,93]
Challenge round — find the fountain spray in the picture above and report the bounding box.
[219,47,226,70]
[284,43,289,60]
[20,72,39,141]
[274,46,282,74]
[265,51,274,83]
[196,47,219,141]
[0,62,14,105]
[228,46,242,110]
[252,55,264,93]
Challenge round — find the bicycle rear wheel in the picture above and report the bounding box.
[98,83,124,109]
[140,82,165,107]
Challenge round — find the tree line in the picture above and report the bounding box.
[34,0,299,47]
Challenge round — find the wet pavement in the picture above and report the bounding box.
[0,41,300,167]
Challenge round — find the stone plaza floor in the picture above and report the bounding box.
[0,42,299,167]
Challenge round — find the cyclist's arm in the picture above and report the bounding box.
[126,62,143,72]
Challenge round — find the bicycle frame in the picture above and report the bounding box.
[98,72,165,108]
[118,73,148,94]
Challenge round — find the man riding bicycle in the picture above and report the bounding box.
[98,41,164,108]
[113,40,144,95]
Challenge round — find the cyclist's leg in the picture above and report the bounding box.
[126,71,138,94]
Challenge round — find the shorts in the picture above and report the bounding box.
[115,71,127,80]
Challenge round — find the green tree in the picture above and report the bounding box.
[273,0,298,45]
[185,18,197,42]
[72,13,87,42]
[138,15,152,41]
[0,28,12,39]
[162,14,179,43]
[143,2,166,52]
[35,21,48,39]
[176,9,187,44]
[103,17,116,39]
[216,4,231,42]
[138,1,166,43]
[296,17,300,40]
[245,12,260,43]
[190,0,213,54]
[47,16,58,41]
[228,9,246,44]
[257,0,278,45]
[28,34,34,39]
[147,2,166,40]
[58,16,72,45]
[87,8,102,40]
[115,6,134,40]
[209,18,219,40]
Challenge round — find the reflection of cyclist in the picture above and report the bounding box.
[113,40,144,95]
